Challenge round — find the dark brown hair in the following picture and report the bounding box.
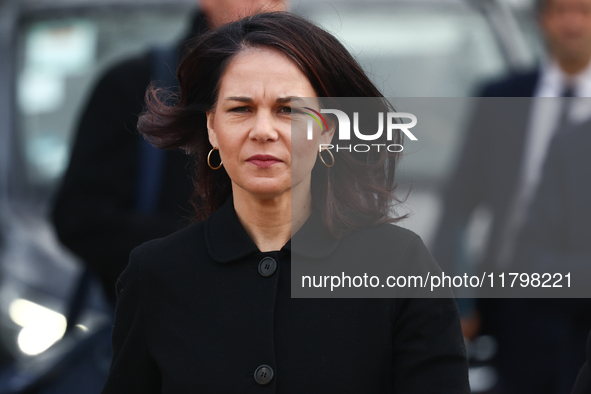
[138,12,406,238]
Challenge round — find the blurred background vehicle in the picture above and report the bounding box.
[0,0,542,392]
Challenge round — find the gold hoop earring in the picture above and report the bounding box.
[207,147,223,170]
[319,148,334,168]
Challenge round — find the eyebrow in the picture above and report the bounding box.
[225,96,252,103]
[225,96,305,104]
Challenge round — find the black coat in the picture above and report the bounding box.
[102,197,470,393]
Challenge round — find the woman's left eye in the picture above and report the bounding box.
[279,106,292,114]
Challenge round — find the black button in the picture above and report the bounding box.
[258,257,277,277]
[254,364,274,385]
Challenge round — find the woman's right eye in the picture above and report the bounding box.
[230,106,249,112]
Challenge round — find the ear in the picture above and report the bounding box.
[206,110,218,148]
[319,117,336,146]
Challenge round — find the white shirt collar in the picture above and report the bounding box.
[535,57,591,97]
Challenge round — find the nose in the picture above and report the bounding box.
[249,109,279,142]
[561,5,590,29]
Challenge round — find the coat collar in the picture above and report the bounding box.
[204,197,340,263]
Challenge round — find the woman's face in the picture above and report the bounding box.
[207,47,332,201]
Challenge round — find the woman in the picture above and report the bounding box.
[102,12,469,393]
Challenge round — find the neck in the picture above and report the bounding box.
[557,55,591,77]
[233,184,312,252]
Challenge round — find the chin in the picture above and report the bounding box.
[242,181,291,200]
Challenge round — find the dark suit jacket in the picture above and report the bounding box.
[514,120,591,283]
[432,70,539,277]
[514,120,591,280]
[51,13,208,303]
[512,120,591,394]
[102,197,469,393]
[513,119,591,331]
[479,70,539,98]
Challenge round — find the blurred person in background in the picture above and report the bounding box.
[433,0,591,392]
[51,0,287,306]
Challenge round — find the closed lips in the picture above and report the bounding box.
[247,155,282,167]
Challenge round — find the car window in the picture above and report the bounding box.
[303,3,510,97]
[15,6,192,198]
